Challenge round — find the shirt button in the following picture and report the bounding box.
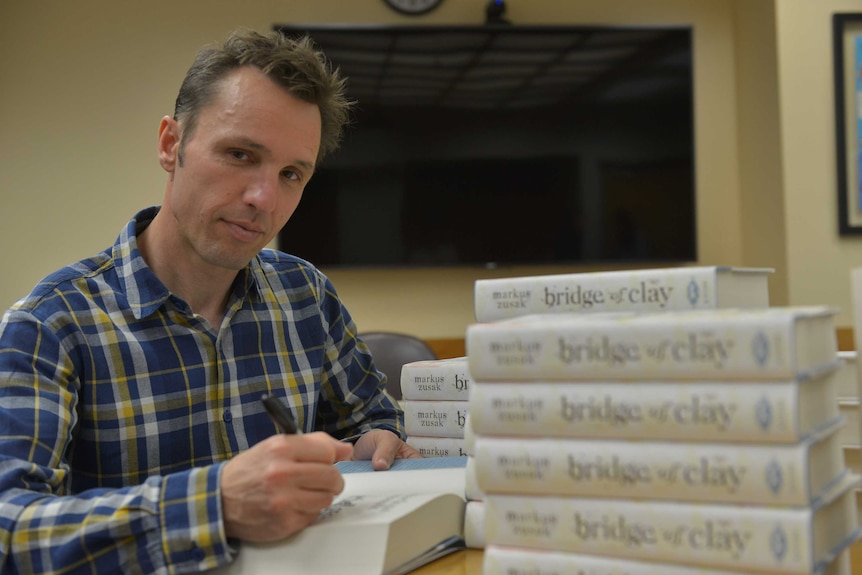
[192,546,206,562]
[223,410,232,423]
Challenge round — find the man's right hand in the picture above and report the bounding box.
[220,432,353,542]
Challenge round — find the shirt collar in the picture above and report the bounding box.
[114,206,263,320]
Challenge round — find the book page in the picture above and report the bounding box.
[337,466,466,500]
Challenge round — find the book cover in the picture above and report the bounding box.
[467,370,841,444]
[400,356,471,401]
[484,475,861,574]
[466,306,838,381]
[472,421,846,506]
[474,266,772,322]
[403,399,469,439]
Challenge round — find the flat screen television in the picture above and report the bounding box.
[275,23,695,268]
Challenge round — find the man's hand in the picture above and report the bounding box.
[221,432,353,542]
[352,429,422,471]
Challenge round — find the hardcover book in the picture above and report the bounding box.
[400,356,471,401]
[212,459,467,575]
[403,399,469,439]
[467,369,841,444]
[405,436,467,458]
[473,266,772,322]
[466,306,838,381]
[483,474,861,574]
[472,421,846,506]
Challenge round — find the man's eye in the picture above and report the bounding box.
[281,170,300,181]
[230,150,249,161]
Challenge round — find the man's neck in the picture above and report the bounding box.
[136,211,237,329]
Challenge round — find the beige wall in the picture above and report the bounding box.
[775,0,862,329]
[1,0,853,340]
[733,0,789,308]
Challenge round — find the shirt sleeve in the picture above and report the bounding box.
[311,274,406,441]
[0,308,234,575]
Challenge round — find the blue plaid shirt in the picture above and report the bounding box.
[0,207,403,574]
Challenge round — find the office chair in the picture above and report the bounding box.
[359,332,438,401]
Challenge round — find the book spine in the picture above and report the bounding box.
[466,309,836,381]
[473,267,764,322]
[468,380,837,444]
[483,545,749,575]
[405,435,467,458]
[483,486,857,574]
[400,358,471,400]
[403,400,468,438]
[472,431,843,506]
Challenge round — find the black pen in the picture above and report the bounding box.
[261,393,303,435]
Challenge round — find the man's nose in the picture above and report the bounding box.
[244,173,278,212]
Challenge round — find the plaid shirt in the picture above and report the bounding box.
[0,207,403,574]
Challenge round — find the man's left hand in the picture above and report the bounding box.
[352,429,422,470]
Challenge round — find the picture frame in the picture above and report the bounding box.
[834,13,862,234]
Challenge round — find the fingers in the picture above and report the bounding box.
[352,429,422,470]
[266,431,353,464]
[221,432,352,542]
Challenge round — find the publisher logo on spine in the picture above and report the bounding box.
[769,526,788,562]
[755,397,773,431]
[764,460,783,495]
[687,279,700,306]
[752,332,770,367]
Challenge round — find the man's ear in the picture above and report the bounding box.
[158,116,181,173]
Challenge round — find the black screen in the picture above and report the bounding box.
[275,24,695,267]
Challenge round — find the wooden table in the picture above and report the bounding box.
[850,540,862,574]
[413,540,862,575]
[413,549,483,575]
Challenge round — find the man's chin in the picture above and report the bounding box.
[203,249,259,272]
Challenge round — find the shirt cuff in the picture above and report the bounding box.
[159,463,234,573]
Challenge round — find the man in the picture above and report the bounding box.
[0,29,419,574]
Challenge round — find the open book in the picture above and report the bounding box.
[213,457,468,575]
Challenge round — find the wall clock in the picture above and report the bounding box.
[383,0,443,16]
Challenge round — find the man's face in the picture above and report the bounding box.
[159,66,321,272]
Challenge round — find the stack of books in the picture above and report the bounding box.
[467,304,860,574]
[401,356,471,458]
[466,266,777,562]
